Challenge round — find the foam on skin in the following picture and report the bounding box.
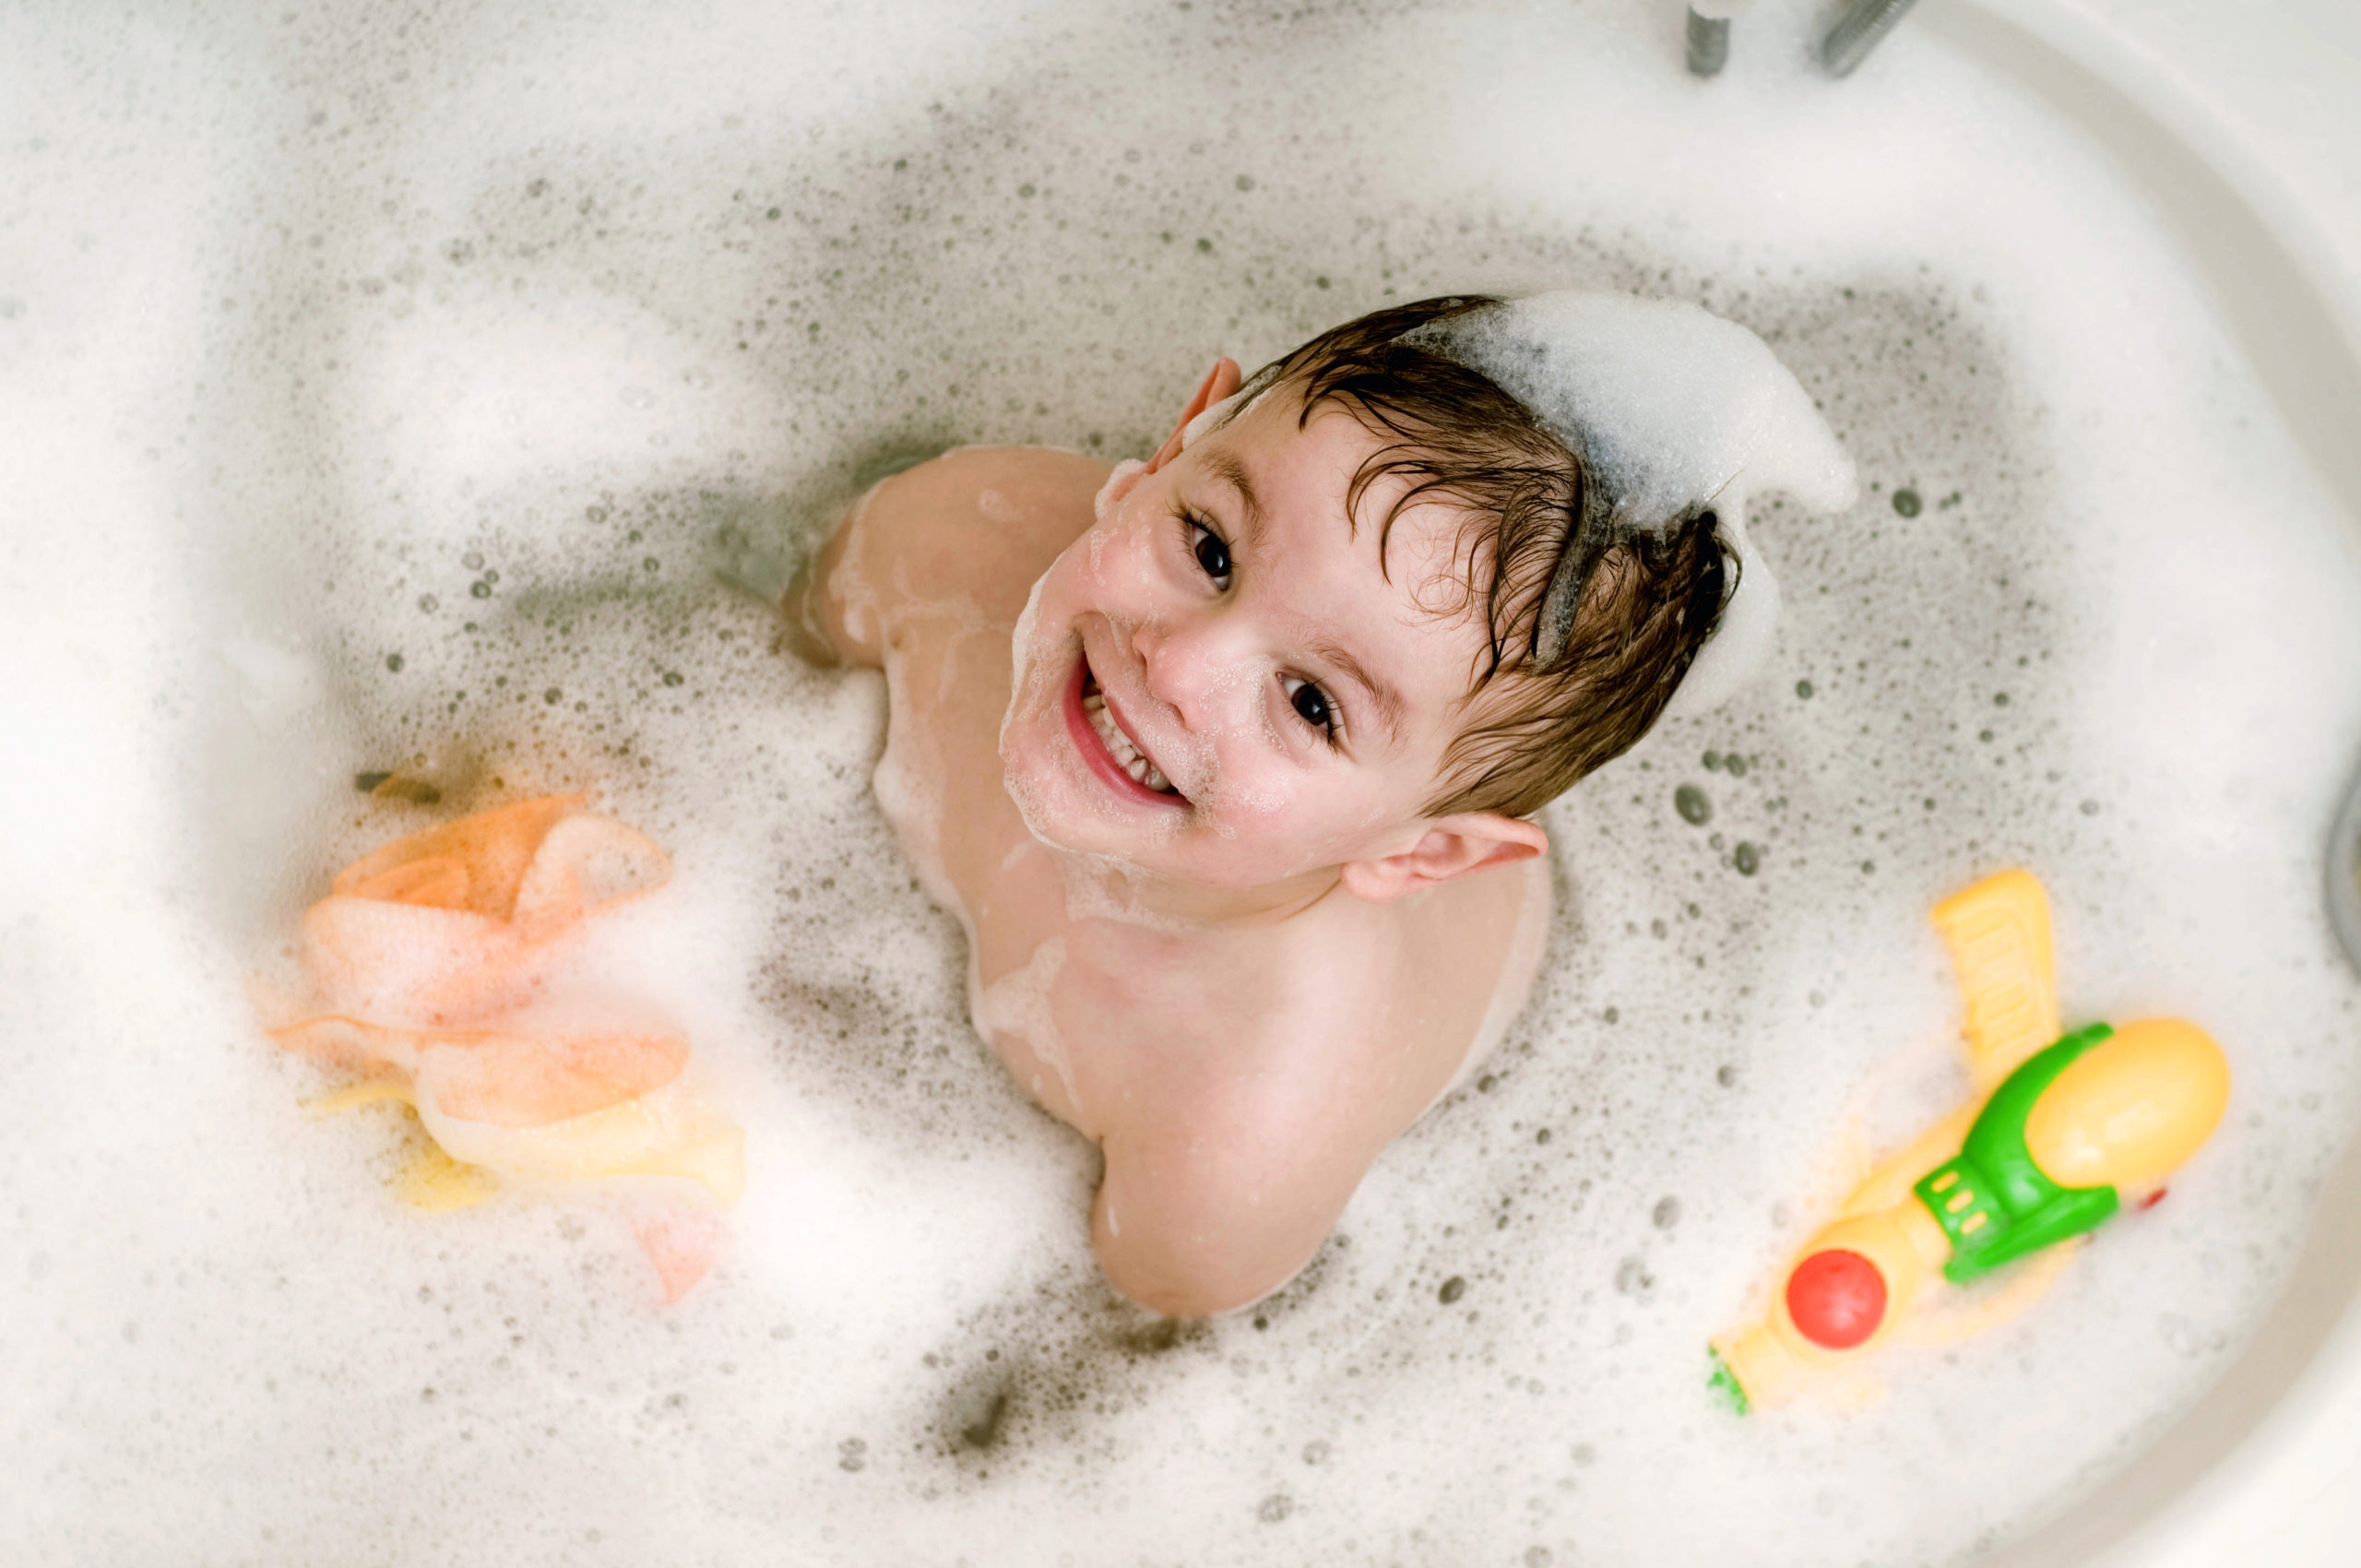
[4,1,2360,1564]
[972,934,1080,1115]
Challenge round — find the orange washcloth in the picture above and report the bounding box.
[267,793,741,1300]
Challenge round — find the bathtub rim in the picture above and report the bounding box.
[1925,4,2361,1564]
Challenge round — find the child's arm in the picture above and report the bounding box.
[1089,1109,1372,1318]
[780,496,887,670]
[780,447,1105,671]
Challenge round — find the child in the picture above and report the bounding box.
[785,293,1853,1315]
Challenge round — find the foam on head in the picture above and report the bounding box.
[1178,381,1276,451]
[1188,293,1859,722]
[1407,292,1858,718]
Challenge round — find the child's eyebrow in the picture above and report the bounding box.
[1202,451,1266,542]
[1307,636,1406,745]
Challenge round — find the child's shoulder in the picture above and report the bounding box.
[798,445,1108,667]
[865,443,1109,539]
[861,442,1109,603]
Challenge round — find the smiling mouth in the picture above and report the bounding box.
[1071,659,1185,803]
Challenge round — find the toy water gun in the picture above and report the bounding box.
[1708,870,2231,1414]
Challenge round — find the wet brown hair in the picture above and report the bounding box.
[1217,295,1730,819]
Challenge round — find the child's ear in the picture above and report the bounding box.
[1338,814,1548,904]
[1144,358,1243,475]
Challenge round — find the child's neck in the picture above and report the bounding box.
[1049,849,1345,931]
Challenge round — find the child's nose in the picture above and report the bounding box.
[1132,613,1259,732]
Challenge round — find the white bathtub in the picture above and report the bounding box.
[2,0,2356,1562]
[1940,9,2361,1565]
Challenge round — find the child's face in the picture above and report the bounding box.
[999,386,1500,892]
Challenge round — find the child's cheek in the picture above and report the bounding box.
[1197,737,1296,830]
[1074,512,1166,613]
[1222,764,1394,873]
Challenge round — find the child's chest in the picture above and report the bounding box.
[956,855,1542,1147]
[914,742,1533,1149]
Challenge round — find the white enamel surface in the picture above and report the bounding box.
[1970,10,2361,1568]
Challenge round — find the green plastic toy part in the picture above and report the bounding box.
[1912,1023,2121,1284]
[1706,1347,1751,1416]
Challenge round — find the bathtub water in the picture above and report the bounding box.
[3,1,2358,1564]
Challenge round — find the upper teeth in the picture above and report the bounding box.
[1084,691,1171,793]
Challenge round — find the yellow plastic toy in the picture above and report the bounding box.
[1709,870,2232,1414]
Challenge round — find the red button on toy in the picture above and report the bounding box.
[1786,1248,1888,1349]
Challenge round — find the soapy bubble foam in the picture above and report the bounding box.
[5,0,2360,1564]
[1413,291,1859,715]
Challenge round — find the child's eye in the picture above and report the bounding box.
[1283,676,1339,742]
[1187,517,1232,588]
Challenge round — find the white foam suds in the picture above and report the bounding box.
[1423,293,1858,528]
[972,935,1078,1114]
[5,1,2360,1564]
[1414,291,1859,715]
